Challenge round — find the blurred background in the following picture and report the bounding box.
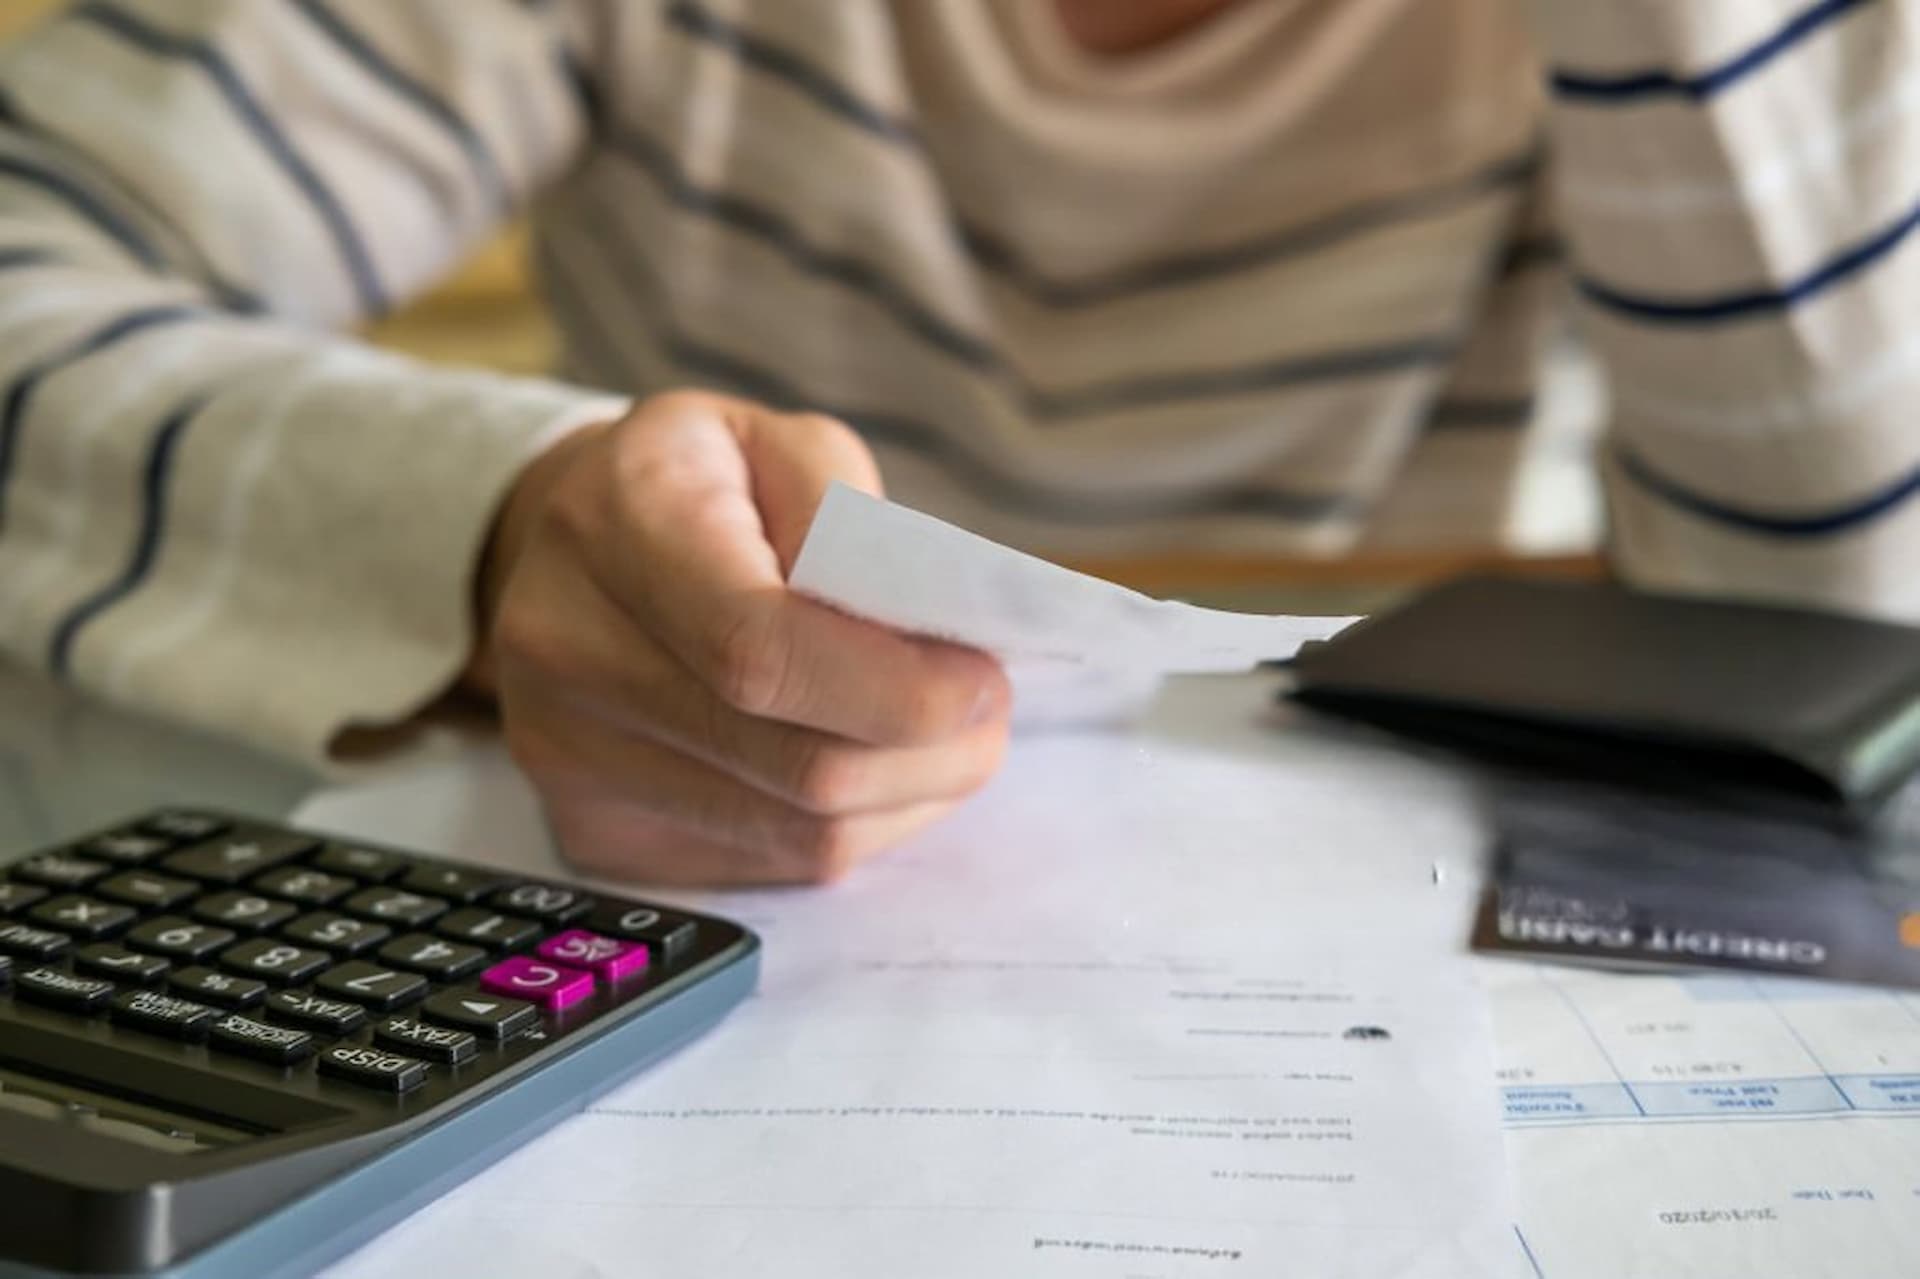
[0,0,1603,613]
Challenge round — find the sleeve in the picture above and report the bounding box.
[0,0,628,763]
[1527,0,1920,620]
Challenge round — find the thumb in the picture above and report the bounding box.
[735,409,884,573]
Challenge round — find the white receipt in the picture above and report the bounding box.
[304,677,1518,1279]
[790,484,1357,675]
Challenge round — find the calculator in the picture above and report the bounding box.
[0,810,760,1279]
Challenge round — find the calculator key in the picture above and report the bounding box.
[96,870,198,911]
[12,853,110,891]
[220,938,330,986]
[420,988,538,1040]
[163,832,315,885]
[398,865,506,904]
[377,934,488,980]
[343,888,448,929]
[209,1013,315,1066]
[281,911,391,956]
[126,917,237,961]
[79,830,175,864]
[0,922,71,961]
[138,811,231,842]
[318,1043,429,1093]
[110,989,218,1041]
[169,966,268,1010]
[310,844,408,883]
[74,943,170,984]
[435,908,541,952]
[589,904,698,962]
[15,966,114,1013]
[251,866,354,905]
[28,895,136,940]
[479,956,595,1011]
[488,883,591,924]
[193,892,297,934]
[263,989,368,1036]
[537,930,650,983]
[374,1016,478,1065]
[0,882,48,915]
[315,961,428,1011]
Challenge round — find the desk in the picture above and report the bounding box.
[5,663,1919,1278]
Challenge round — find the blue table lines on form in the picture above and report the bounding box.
[1492,967,1920,1127]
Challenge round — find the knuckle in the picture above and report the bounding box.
[786,815,863,884]
[502,720,567,786]
[892,680,964,744]
[709,606,792,717]
[491,601,573,681]
[788,744,867,814]
[640,388,725,419]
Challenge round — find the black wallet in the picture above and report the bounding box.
[1287,575,1920,823]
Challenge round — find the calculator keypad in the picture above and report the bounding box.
[1,810,713,1101]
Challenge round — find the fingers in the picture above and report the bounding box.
[485,388,1012,888]
[576,398,1007,747]
[507,699,970,885]
[734,409,883,571]
[495,559,1009,810]
[675,591,1010,747]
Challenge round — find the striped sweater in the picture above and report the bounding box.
[0,0,1912,762]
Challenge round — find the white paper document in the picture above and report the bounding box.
[790,483,1357,678]
[1491,963,1920,1279]
[304,677,1521,1279]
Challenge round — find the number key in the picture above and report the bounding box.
[590,903,698,962]
[251,866,354,905]
[282,911,391,956]
[487,883,590,924]
[377,934,487,980]
[193,892,296,934]
[343,888,447,929]
[315,961,428,1011]
[220,938,330,986]
[435,908,540,952]
[126,917,236,961]
[74,943,170,984]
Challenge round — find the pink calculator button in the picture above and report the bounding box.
[537,930,651,983]
[478,956,595,1011]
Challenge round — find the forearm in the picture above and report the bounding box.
[1530,0,1920,617]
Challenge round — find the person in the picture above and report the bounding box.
[0,0,1908,884]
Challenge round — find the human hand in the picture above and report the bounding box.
[469,392,1011,885]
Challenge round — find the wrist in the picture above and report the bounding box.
[463,416,616,698]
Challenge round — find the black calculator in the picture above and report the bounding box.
[0,810,759,1279]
